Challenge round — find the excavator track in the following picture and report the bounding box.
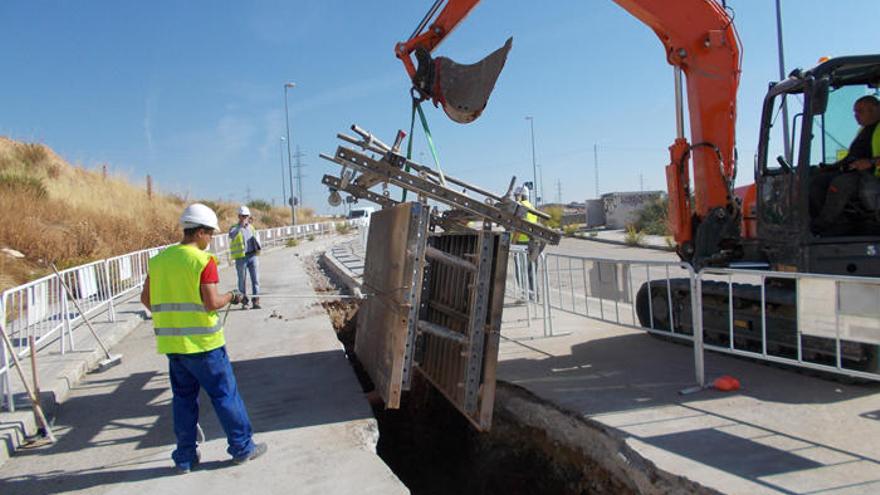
[635,279,880,373]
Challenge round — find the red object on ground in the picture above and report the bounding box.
[713,375,741,392]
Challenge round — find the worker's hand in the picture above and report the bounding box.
[229,289,244,305]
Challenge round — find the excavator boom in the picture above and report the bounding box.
[396,0,743,265]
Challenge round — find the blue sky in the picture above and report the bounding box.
[2,1,878,214]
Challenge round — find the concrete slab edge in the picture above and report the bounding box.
[319,249,362,294]
[0,303,147,467]
[570,234,674,252]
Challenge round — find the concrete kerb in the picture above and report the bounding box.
[572,231,674,252]
[320,246,363,295]
[0,296,147,466]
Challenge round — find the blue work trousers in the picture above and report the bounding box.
[168,346,254,466]
[235,255,260,296]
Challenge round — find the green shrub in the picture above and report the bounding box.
[336,222,351,235]
[247,199,272,211]
[286,238,300,248]
[306,234,315,242]
[631,196,669,236]
[562,224,579,236]
[541,206,564,229]
[0,173,48,199]
[624,225,645,246]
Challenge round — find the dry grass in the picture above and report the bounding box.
[0,137,329,292]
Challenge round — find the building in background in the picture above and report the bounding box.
[600,191,664,229]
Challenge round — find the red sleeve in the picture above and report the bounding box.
[200,258,219,284]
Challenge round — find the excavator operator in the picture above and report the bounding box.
[810,95,880,234]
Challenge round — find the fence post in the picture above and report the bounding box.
[60,275,73,354]
[103,260,116,323]
[1,298,12,412]
[541,253,553,337]
[690,268,705,387]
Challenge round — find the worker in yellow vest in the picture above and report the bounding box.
[812,95,880,233]
[513,185,537,296]
[140,203,267,473]
[229,205,262,309]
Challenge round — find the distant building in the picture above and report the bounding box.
[601,191,664,229]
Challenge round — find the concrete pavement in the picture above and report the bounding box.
[0,236,406,494]
[328,235,880,494]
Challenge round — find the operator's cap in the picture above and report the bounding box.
[238,205,251,216]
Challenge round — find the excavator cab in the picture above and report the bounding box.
[755,55,880,275]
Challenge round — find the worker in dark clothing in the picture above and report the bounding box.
[811,95,880,233]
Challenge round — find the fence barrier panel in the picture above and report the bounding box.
[1,219,350,410]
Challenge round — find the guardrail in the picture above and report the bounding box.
[1,219,359,410]
[538,251,880,384]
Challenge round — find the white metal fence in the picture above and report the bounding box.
[533,252,880,385]
[1,219,358,410]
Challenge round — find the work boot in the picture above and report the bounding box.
[233,442,268,465]
[241,295,250,308]
[175,450,201,474]
[251,297,261,310]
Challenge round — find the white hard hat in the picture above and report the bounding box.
[238,205,251,216]
[180,203,220,231]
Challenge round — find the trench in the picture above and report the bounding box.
[312,256,715,495]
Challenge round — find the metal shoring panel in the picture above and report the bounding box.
[476,232,510,427]
[463,232,494,414]
[401,205,429,390]
[354,202,429,408]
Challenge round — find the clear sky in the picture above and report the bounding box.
[2,1,878,214]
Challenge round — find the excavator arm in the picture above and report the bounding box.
[396,0,743,265]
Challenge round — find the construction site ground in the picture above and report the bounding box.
[325,235,880,495]
[0,236,406,495]
[2,232,880,494]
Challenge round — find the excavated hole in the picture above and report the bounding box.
[312,255,714,495]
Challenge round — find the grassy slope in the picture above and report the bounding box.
[0,137,319,292]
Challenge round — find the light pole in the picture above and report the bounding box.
[775,0,792,163]
[279,137,288,209]
[525,116,538,205]
[284,82,297,225]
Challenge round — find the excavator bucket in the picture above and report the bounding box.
[434,37,512,124]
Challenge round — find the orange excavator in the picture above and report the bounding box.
[396,0,880,370]
[396,0,742,267]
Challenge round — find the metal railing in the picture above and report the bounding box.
[1,219,358,410]
[538,251,880,384]
[697,267,880,382]
[540,252,703,384]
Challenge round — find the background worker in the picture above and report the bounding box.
[140,203,267,473]
[229,205,262,309]
[513,185,537,297]
[811,95,880,233]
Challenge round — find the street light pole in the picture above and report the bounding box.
[284,82,297,225]
[775,0,792,163]
[525,116,538,205]
[279,137,288,209]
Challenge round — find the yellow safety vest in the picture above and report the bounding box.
[516,199,538,244]
[229,225,254,260]
[873,124,880,177]
[148,244,225,354]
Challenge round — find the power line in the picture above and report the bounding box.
[293,146,307,207]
